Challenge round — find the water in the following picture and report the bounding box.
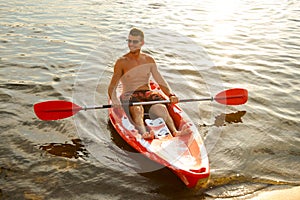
[1,0,299,199]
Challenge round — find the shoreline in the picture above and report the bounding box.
[249,186,300,200]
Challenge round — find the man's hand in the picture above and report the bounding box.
[169,95,179,104]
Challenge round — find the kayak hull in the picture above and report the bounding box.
[108,81,210,188]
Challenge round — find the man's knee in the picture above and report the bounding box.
[130,105,143,113]
[149,104,168,118]
[130,106,144,121]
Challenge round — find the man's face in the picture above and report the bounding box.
[127,35,144,53]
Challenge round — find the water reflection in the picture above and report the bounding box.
[39,139,89,159]
[200,111,247,127]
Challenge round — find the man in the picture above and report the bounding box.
[108,28,192,139]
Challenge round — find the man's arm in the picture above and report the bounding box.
[108,58,123,105]
[149,57,173,96]
[149,56,178,103]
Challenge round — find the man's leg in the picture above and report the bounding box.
[130,105,154,139]
[149,104,192,136]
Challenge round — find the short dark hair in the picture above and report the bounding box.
[129,28,144,40]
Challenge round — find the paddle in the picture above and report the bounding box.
[34,88,248,121]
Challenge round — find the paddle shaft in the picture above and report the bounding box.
[84,98,202,110]
[83,94,244,110]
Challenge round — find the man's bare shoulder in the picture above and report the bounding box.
[115,55,128,66]
[118,54,129,61]
[141,52,155,62]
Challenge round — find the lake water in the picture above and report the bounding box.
[1,0,299,199]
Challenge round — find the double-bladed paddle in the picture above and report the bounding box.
[34,88,248,121]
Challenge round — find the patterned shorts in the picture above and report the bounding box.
[120,90,165,115]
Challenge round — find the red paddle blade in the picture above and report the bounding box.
[215,88,248,105]
[34,100,82,121]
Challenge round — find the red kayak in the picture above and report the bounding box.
[109,81,210,188]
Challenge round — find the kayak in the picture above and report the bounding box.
[108,81,210,188]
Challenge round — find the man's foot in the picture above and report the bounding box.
[142,131,155,140]
[173,123,193,137]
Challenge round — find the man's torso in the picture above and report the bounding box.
[120,53,154,92]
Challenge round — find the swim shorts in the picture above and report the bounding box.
[120,90,165,103]
[120,90,165,116]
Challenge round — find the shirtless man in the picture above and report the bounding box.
[108,28,192,139]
